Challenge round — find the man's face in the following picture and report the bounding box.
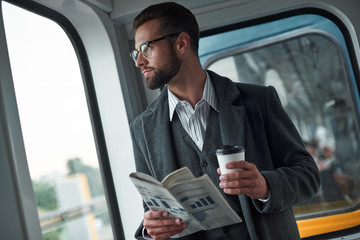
[134,19,181,89]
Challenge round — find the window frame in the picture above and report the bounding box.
[204,24,360,219]
[198,9,360,238]
[200,7,360,97]
[203,28,360,144]
[0,0,125,239]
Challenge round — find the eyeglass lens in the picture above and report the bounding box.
[130,32,180,63]
[131,43,151,63]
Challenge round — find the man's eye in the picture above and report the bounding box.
[141,44,150,54]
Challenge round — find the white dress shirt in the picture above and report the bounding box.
[168,71,218,151]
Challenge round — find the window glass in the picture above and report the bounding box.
[2,2,114,239]
[200,14,360,216]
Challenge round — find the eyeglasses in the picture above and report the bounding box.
[130,32,180,63]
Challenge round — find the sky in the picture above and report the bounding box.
[2,2,99,180]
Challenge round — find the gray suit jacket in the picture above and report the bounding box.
[130,70,320,239]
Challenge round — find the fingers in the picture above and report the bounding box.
[217,161,251,176]
[218,162,269,199]
[219,161,256,181]
[143,210,188,240]
[145,225,188,240]
[144,211,182,228]
[144,210,170,220]
[225,160,250,170]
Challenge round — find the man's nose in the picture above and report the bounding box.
[135,52,147,68]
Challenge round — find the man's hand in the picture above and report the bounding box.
[143,210,188,240]
[218,161,269,199]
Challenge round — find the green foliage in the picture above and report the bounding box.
[66,157,104,197]
[32,181,57,211]
[43,229,62,240]
[33,158,106,239]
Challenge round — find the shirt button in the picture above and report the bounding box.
[202,161,208,167]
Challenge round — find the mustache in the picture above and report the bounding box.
[141,67,155,71]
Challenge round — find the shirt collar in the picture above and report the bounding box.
[168,71,218,121]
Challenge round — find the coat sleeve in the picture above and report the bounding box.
[129,119,151,240]
[251,86,321,214]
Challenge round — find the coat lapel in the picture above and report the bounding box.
[208,71,258,240]
[140,88,178,180]
[208,71,246,149]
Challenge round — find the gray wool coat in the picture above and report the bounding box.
[130,70,320,240]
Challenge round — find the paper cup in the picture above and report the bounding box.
[216,145,245,174]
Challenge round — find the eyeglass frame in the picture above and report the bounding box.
[130,32,181,63]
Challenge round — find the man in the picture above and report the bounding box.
[129,2,320,240]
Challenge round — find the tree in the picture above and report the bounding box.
[66,157,104,197]
[32,181,57,212]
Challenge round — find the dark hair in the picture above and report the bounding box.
[133,2,200,55]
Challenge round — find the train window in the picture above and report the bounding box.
[2,2,114,239]
[200,14,360,236]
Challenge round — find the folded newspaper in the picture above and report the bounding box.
[129,167,242,238]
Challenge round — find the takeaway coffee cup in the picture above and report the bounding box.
[216,145,245,174]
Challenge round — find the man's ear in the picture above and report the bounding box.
[176,32,190,54]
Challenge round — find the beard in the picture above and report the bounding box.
[144,46,181,90]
